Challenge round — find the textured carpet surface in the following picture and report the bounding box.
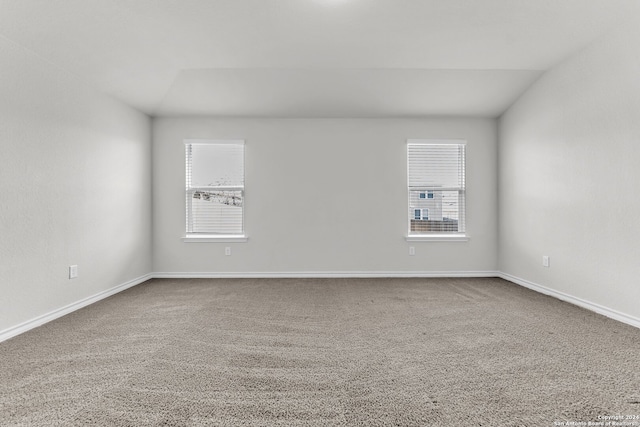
[1,278,639,426]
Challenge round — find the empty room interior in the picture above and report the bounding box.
[1,0,640,425]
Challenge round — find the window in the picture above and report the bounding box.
[420,191,435,199]
[184,140,245,241]
[407,140,466,237]
[414,208,429,220]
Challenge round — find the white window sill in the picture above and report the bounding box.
[405,234,469,242]
[182,235,248,243]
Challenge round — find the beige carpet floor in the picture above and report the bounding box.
[1,277,639,426]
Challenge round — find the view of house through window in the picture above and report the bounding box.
[185,140,245,236]
[407,140,466,235]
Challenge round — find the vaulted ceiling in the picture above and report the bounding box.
[1,0,638,117]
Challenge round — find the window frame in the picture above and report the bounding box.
[182,139,248,243]
[414,208,429,220]
[406,139,468,242]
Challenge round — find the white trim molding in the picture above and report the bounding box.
[498,272,640,330]
[406,235,469,242]
[182,236,248,243]
[4,270,638,344]
[0,273,153,343]
[153,271,499,279]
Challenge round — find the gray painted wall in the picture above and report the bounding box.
[153,118,498,274]
[498,20,640,321]
[0,37,152,333]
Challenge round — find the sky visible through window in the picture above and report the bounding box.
[190,144,244,188]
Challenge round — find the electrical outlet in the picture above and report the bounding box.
[225,247,231,256]
[69,265,78,279]
[542,256,550,267]
[409,246,415,256]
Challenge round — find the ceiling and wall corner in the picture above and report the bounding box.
[1,0,638,118]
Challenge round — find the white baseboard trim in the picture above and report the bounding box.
[4,270,636,343]
[0,273,153,343]
[498,272,640,329]
[153,270,500,279]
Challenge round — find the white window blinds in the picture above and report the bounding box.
[407,141,466,235]
[185,140,245,236]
